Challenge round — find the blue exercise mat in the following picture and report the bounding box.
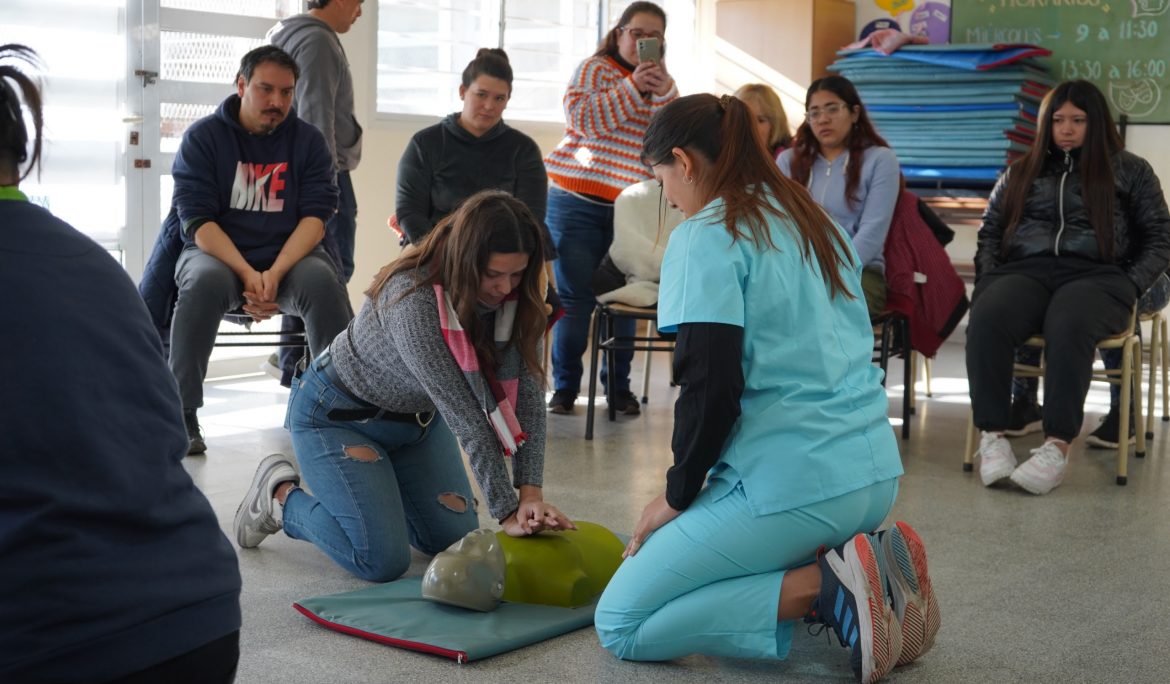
[835,44,1051,71]
[295,577,599,663]
[903,165,1003,183]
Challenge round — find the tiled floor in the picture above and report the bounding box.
[187,337,1170,683]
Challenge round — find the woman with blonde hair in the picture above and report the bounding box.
[733,83,793,159]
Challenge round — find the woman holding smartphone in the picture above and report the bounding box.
[543,1,678,416]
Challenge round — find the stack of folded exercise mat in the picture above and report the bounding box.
[829,43,1056,185]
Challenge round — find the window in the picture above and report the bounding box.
[376,0,697,122]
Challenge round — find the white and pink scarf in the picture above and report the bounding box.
[434,284,527,455]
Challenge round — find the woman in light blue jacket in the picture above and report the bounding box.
[779,75,900,319]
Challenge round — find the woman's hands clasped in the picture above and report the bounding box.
[500,485,577,537]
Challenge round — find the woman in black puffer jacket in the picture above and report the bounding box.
[967,79,1170,496]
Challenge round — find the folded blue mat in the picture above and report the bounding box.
[835,44,1051,71]
[903,165,1003,183]
[295,577,598,663]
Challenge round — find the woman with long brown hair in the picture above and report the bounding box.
[234,190,575,582]
[593,94,938,684]
[779,75,901,319]
[967,79,1170,495]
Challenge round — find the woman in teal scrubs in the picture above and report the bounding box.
[593,94,939,684]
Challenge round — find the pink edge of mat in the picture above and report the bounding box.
[292,602,471,664]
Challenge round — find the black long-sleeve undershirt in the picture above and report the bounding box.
[665,322,745,511]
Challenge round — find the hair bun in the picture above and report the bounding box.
[476,47,510,63]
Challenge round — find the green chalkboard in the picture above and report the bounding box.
[951,1,1170,123]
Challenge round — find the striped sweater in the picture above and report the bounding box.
[545,55,678,202]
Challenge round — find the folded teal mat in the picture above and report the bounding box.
[294,577,598,663]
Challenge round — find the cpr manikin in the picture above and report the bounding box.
[422,522,624,611]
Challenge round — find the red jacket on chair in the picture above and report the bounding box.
[883,190,970,357]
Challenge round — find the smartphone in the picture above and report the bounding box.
[636,37,661,64]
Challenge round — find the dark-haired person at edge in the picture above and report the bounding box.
[267,0,365,386]
[234,191,575,582]
[593,94,939,684]
[968,80,1170,495]
[779,75,900,320]
[0,44,241,683]
[544,1,678,415]
[396,48,551,259]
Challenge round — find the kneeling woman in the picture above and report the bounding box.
[235,191,574,582]
[594,95,938,684]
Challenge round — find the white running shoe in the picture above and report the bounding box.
[978,432,1016,486]
[234,453,300,548]
[1010,441,1068,495]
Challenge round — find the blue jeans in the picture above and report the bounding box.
[282,360,478,582]
[278,171,358,381]
[546,186,633,394]
[595,478,898,661]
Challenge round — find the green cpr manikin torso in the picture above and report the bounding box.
[421,522,625,611]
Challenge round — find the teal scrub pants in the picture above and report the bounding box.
[595,477,899,661]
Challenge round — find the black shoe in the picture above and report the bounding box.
[609,390,641,416]
[548,390,576,415]
[184,409,207,455]
[1003,396,1042,437]
[1086,407,1133,449]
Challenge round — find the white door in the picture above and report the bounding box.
[0,0,132,268]
[0,0,300,281]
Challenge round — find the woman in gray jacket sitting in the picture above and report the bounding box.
[394,48,552,258]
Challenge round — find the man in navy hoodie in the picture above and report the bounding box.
[170,45,352,454]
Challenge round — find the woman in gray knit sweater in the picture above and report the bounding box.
[234,191,574,582]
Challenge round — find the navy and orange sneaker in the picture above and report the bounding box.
[870,521,940,666]
[807,534,901,683]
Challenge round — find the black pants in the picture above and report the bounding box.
[966,257,1136,442]
[102,630,239,684]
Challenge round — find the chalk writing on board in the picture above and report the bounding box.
[953,0,1169,120]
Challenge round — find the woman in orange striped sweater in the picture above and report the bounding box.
[544,1,678,415]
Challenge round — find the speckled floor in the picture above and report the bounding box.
[185,334,1170,684]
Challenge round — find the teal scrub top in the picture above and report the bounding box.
[657,195,903,517]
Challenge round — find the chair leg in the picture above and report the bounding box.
[1116,340,1133,485]
[641,319,653,404]
[585,306,602,440]
[1146,317,1158,439]
[908,350,918,415]
[963,413,977,472]
[878,320,892,387]
[902,320,911,439]
[923,355,933,397]
[1162,316,1169,421]
[1134,337,1146,459]
[607,313,618,423]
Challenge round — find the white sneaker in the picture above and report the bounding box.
[978,432,1017,486]
[260,353,282,381]
[234,453,300,548]
[1010,441,1068,495]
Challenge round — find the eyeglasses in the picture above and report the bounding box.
[805,103,848,121]
[622,27,664,40]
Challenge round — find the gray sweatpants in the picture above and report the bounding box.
[169,244,352,409]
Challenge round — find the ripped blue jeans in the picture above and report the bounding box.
[282,362,478,582]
